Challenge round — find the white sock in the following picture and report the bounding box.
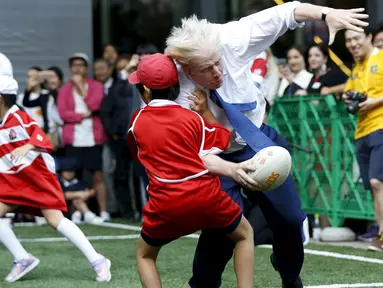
[0,220,29,261]
[56,218,101,263]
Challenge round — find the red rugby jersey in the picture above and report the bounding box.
[127,100,230,183]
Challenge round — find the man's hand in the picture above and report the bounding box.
[320,86,332,96]
[27,77,40,91]
[326,8,369,45]
[359,98,378,113]
[342,93,351,104]
[71,74,83,86]
[82,109,92,119]
[295,89,307,96]
[229,161,259,190]
[10,144,34,165]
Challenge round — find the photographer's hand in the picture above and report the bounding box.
[359,98,379,113]
[342,93,351,104]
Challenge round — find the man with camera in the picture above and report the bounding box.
[343,28,383,251]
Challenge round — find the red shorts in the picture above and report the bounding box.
[0,157,67,216]
[141,174,242,246]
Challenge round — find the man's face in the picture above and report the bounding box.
[70,59,88,77]
[186,54,224,90]
[94,61,110,83]
[345,30,372,61]
[373,31,383,49]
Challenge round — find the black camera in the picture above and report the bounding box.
[345,91,367,114]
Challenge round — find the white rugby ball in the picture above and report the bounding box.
[247,146,292,191]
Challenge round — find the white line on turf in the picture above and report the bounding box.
[305,283,383,288]
[95,223,383,265]
[19,234,140,243]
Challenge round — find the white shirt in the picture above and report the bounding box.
[175,1,303,152]
[72,84,95,147]
[104,78,113,95]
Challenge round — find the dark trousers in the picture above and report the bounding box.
[109,139,134,219]
[189,124,306,288]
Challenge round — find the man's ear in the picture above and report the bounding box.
[164,48,188,65]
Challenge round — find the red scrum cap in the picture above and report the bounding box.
[128,53,178,89]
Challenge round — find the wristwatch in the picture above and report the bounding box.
[321,7,330,22]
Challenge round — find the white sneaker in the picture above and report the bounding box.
[100,211,111,222]
[5,254,40,282]
[35,216,47,226]
[84,212,104,224]
[71,211,82,224]
[91,255,111,282]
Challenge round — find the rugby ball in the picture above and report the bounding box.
[247,146,292,191]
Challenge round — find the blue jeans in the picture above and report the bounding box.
[189,124,306,288]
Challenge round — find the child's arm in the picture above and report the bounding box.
[10,111,53,164]
[201,154,258,189]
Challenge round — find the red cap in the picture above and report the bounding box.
[128,53,178,89]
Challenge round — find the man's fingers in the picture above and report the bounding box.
[348,17,369,28]
[350,13,369,20]
[349,8,365,13]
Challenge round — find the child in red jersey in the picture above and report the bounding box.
[0,53,111,283]
[128,53,255,288]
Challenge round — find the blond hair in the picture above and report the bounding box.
[165,15,221,66]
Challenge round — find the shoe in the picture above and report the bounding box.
[34,216,47,226]
[368,235,383,252]
[5,254,40,283]
[91,255,111,282]
[71,211,82,225]
[100,211,111,222]
[84,212,104,224]
[359,224,379,242]
[270,253,303,288]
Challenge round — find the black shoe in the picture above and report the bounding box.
[270,253,303,288]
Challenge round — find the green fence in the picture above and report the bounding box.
[268,95,374,227]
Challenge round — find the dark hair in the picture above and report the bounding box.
[135,83,180,101]
[104,44,118,53]
[94,58,112,69]
[307,43,329,59]
[373,27,383,42]
[47,66,64,83]
[136,44,158,55]
[29,66,42,72]
[287,45,306,57]
[0,94,17,107]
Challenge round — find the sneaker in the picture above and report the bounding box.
[359,224,379,242]
[5,254,40,283]
[91,255,111,282]
[34,216,47,226]
[368,235,383,252]
[84,212,104,225]
[270,253,303,288]
[71,211,82,225]
[100,211,111,222]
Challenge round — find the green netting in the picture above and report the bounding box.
[268,95,374,226]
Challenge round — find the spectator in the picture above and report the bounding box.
[103,44,119,66]
[277,46,313,97]
[22,67,64,152]
[304,44,348,96]
[17,66,48,129]
[98,59,136,220]
[343,28,383,251]
[58,158,104,224]
[373,27,383,49]
[57,53,110,221]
